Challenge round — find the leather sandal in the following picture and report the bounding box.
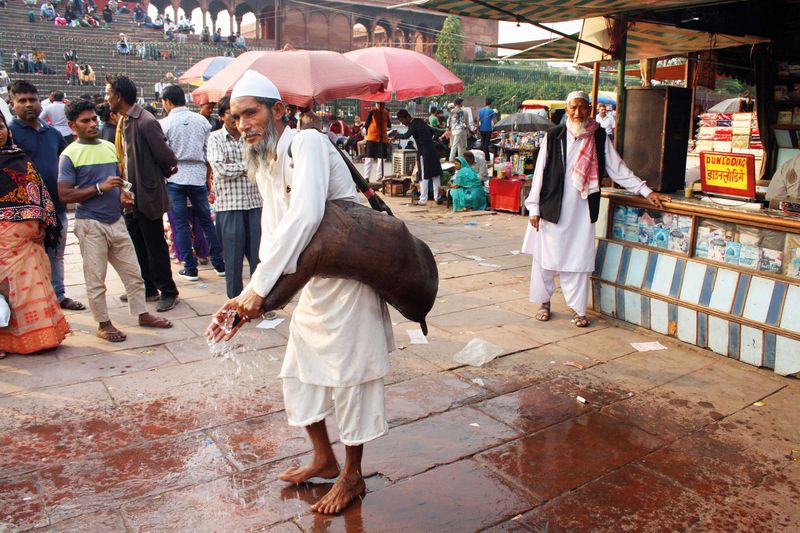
[535,302,551,322]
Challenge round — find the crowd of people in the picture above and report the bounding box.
[0,75,272,357]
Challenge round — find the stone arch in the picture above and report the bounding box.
[207,0,227,32]
[329,13,351,51]
[373,19,391,47]
[283,7,305,47]
[190,6,205,33]
[412,31,425,54]
[233,2,255,36]
[393,27,406,48]
[352,20,369,49]
[307,11,329,49]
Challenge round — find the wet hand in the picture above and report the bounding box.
[646,192,671,209]
[206,299,245,343]
[529,215,540,231]
[120,190,134,208]
[235,288,265,320]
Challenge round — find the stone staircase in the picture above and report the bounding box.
[0,0,273,103]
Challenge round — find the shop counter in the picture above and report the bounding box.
[593,189,800,376]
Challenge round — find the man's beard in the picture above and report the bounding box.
[567,118,588,137]
[245,118,280,177]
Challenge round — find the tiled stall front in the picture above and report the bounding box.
[593,199,800,377]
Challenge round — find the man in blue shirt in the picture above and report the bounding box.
[58,99,173,341]
[478,97,497,160]
[10,80,85,311]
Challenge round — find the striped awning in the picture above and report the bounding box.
[401,0,732,24]
[497,20,768,62]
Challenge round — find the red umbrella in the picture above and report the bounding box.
[192,47,388,107]
[344,47,463,101]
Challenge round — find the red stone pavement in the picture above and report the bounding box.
[1,197,798,532]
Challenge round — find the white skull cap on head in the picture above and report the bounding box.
[231,70,282,102]
[566,90,590,103]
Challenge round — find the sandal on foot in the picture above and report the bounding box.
[535,303,551,322]
[139,316,173,329]
[60,298,86,311]
[97,328,127,342]
[571,314,590,328]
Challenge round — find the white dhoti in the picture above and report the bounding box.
[529,262,590,316]
[283,377,387,446]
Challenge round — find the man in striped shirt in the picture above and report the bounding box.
[207,96,262,298]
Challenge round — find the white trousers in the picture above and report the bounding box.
[418,177,441,204]
[529,261,590,316]
[282,377,387,446]
[364,157,383,181]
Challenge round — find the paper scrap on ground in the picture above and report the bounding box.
[631,341,668,352]
[479,262,502,268]
[466,255,485,262]
[257,318,285,329]
[563,361,586,370]
[454,337,505,367]
[469,423,481,427]
[510,250,521,255]
[471,377,486,387]
[407,329,429,345]
[576,395,587,404]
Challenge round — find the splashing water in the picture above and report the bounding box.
[207,309,239,359]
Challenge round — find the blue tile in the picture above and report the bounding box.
[624,290,641,325]
[739,326,763,367]
[624,248,649,288]
[669,259,686,298]
[616,288,626,320]
[594,240,608,276]
[600,283,615,316]
[730,273,751,317]
[698,266,717,307]
[708,316,729,356]
[668,303,678,325]
[698,313,708,348]
[743,277,775,323]
[766,282,788,326]
[600,242,624,282]
[592,280,601,312]
[764,333,777,369]
[641,296,651,329]
[642,253,659,290]
[780,285,800,334]
[728,322,740,358]
[650,299,669,335]
[651,255,678,296]
[677,307,697,344]
[618,247,632,284]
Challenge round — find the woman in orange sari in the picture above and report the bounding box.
[0,112,69,357]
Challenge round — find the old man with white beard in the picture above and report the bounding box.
[522,91,669,327]
[206,70,394,514]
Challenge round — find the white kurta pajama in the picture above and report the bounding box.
[522,132,653,315]
[247,127,395,446]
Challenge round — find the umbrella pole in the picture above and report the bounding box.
[591,62,600,117]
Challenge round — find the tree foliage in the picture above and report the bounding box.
[436,16,463,68]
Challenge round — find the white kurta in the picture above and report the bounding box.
[521,132,653,272]
[247,127,394,388]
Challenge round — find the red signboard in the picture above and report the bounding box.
[699,151,756,199]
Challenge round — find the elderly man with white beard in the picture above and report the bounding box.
[522,91,670,327]
[206,70,394,515]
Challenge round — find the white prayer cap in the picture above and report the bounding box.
[566,90,590,103]
[231,70,282,102]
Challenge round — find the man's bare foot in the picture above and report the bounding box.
[138,312,173,328]
[278,457,340,484]
[311,473,366,514]
[97,322,126,342]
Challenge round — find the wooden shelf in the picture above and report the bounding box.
[774,124,800,130]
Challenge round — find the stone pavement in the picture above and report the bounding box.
[1,196,798,533]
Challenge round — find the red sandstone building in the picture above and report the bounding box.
[140,0,497,59]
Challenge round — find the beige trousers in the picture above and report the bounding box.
[529,262,590,316]
[74,217,147,323]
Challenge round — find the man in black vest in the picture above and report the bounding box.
[521,90,668,327]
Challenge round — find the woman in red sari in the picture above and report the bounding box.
[0,112,69,357]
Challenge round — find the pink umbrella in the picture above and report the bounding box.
[192,47,388,107]
[344,47,463,101]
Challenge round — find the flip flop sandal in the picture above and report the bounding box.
[97,329,127,342]
[571,314,590,328]
[535,303,551,322]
